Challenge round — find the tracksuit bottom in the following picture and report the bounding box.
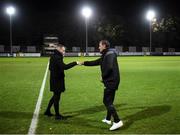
[103,88,120,123]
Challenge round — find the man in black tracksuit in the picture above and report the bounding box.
[44,44,78,120]
[82,40,123,130]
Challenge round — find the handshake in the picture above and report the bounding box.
[76,61,84,65]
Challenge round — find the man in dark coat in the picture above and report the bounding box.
[81,40,123,130]
[44,44,78,120]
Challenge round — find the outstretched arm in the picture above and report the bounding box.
[56,57,77,70]
[83,58,101,66]
[63,61,77,70]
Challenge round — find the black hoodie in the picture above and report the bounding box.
[84,49,120,90]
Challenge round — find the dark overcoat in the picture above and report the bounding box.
[49,50,77,92]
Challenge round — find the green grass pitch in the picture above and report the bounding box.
[0,56,180,134]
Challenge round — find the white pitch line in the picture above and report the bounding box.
[28,62,49,135]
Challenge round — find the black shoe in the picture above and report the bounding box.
[44,111,53,117]
[55,115,67,120]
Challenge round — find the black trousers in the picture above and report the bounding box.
[46,91,61,116]
[103,88,120,123]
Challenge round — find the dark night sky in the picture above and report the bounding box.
[0,0,180,47]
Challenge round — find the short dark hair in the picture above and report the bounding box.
[100,40,110,48]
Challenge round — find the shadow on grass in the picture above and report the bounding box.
[0,104,171,131]
[39,103,127,131]
[0,111,32,119]
[63,103,127,117]
[121,105,171,130]
[50,104,171,131]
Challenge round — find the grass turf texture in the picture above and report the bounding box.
[0,58,48,134]
[0,56,180,134]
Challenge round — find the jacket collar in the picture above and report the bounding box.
[101,48,108,55]
[54,49,63,56]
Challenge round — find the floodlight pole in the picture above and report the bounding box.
[9,15,13,56]
[85,18,88,56]
[82,7,92,56]
[149,20,152,54]
[6,6,15,56]
[146,10,155,55]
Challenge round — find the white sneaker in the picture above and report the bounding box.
[109,120,123,131]
[102,118,112,125]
